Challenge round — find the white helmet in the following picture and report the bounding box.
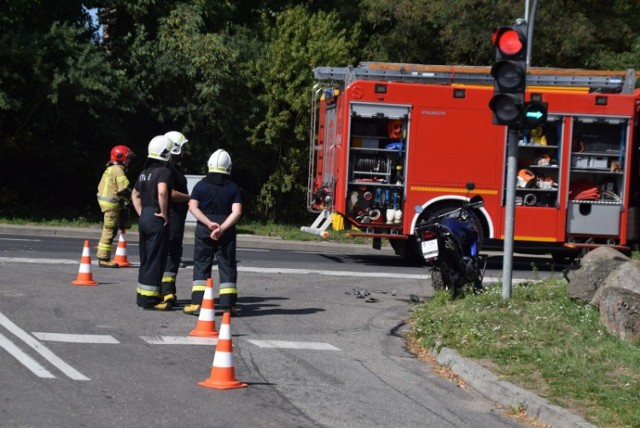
[147,135,174,161]
[164,131,188,155]
[208,149,232,174]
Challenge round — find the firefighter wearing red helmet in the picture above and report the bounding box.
[96,145,135,267]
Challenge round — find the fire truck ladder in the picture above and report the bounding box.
[313,62,637,94]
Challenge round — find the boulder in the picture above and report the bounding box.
[598,262,640,342]
[565,246,629,305]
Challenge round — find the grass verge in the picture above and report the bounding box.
[409,278,640,428]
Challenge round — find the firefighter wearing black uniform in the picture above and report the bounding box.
[185,149,242,315]
[131,135,174,310]
[160,131,190,304]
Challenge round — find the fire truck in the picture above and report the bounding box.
[303,62,640,262]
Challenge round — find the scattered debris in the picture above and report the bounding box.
[345,288,398,302]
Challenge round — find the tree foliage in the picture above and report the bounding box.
[250,6,358,220]
[1,0,640,221]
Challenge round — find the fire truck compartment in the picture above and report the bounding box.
[566,201,622,235]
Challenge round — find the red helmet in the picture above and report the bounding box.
[110,145,135,163]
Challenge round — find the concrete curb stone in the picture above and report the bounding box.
[436,348,596,428]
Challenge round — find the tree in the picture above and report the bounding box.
[249,5,358,221]
[0,0,126,217]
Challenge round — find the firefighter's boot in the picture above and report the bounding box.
[144,300,173,311]
[99,259,120,268]
[183,304,200,316]
[162,294,176,310]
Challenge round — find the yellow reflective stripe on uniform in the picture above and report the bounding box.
[192,280,207,292]
[219,287,237,295]
[97,243,112,250]
[162,276,176,283]
[97,195,119,210]
[137,283,160,297]
[97,195,119,205]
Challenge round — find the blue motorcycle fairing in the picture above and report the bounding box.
[440,216,479,257]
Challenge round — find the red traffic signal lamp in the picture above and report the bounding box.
[489,25,528,126]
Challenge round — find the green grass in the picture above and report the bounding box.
[410,279,640,427]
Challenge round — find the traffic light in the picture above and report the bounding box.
[489,24,528,126]
[523,101,548,127]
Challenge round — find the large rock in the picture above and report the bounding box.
[565,246,629,305]
[598,262,640,342]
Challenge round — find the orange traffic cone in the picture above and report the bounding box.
[190,278,219,338]
[72,240,97,286]
[113,230,132,267]
[198,311,247,390]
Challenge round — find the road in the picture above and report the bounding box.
[0,230,561,427]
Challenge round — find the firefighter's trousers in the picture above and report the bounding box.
[97,209,120,260]
[136,208,169,308]
[161,209,187,296]
[191,222,238,310]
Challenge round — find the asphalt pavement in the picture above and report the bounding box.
[0,223,596,428]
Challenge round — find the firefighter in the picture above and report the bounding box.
[96,145,135,268]
[160,131,190,306]
[185,149,243,315]
[131,135,174,310]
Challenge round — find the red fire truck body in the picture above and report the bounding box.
[305,63,640,260]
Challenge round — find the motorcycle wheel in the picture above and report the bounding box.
[473,277,483,292]
[430,266,446,290]
[439,260,461,296]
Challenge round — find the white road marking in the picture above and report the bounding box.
[0,257,428,279]
[0,332,56,379]
[0,311,89,381]
[0,257,78,265]
[32,333,120,344]
[236,266,428,279]
[0,257,517,282]
[140,336,217,346]
[248,340,341,351]
[0,238,41,242]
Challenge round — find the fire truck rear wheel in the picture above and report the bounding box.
[551,249,581,264]
[390,237,424,265]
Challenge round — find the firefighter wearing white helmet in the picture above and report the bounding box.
[207,148,232,174]
[159,131,190,302]
[131,135,175,310]
[187,149,242,315]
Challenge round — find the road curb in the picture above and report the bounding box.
[0,223,395,255]
[435,348,596,428]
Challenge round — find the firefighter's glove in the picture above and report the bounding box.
[117,188,132,200]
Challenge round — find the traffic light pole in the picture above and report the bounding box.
[502,128,518,299]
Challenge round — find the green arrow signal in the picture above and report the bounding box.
[526,110,543,119]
